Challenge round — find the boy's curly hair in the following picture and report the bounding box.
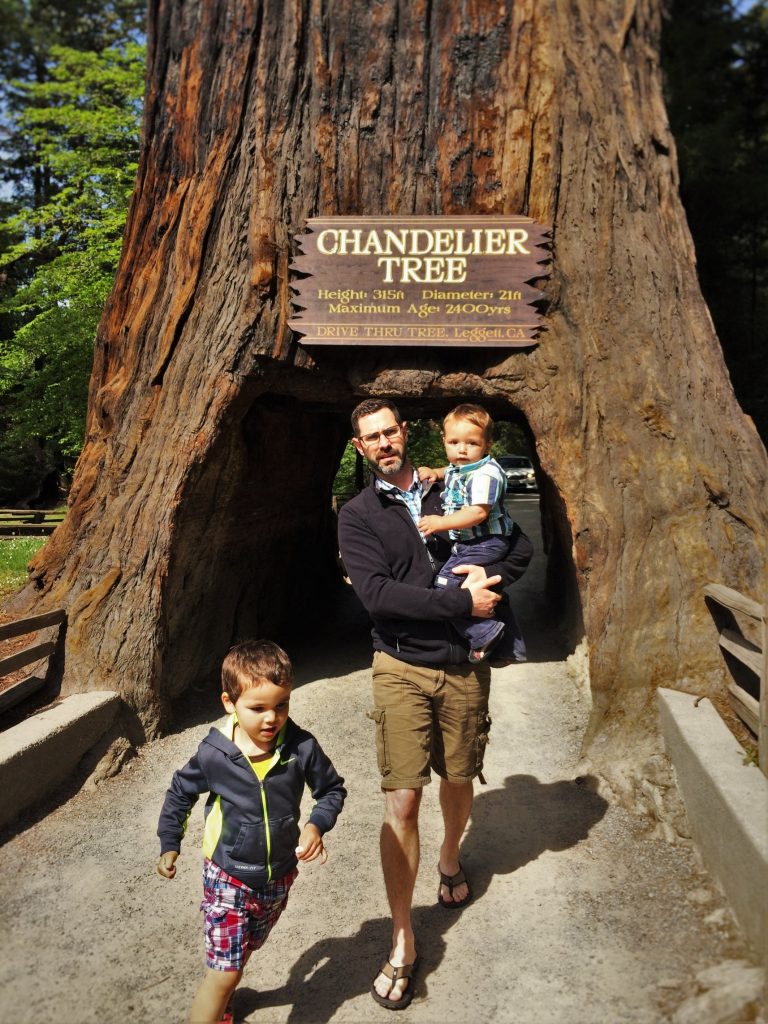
[222,640,293,702]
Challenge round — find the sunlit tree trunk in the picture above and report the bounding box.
[8,0,766,808]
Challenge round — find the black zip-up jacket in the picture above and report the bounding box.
[157,717,346,887]
[337,477,533,665]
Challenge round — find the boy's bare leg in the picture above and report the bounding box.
[438,778,473,904]
[374,787,421,1002]
[189,966,242,1023]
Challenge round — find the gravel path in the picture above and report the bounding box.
[0,647,757,1023]
[0,500,760,1022]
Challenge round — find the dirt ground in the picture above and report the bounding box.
[0,499,763,1023]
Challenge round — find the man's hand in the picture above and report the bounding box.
[156,851,178,879]
[451,564,502,618]
[418,515,445,536]
[295,823,328,863]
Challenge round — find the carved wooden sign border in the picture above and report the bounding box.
[288,215,551,347]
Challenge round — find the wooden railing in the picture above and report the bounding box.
[704,583,767,775]
[0,508,65,536]
[0,609,66,714]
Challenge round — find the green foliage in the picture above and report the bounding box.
[662,0,768,438]
[0,536,46,595]
[333,442,360,497]
[0,40,145,476]
[406,418,448,471]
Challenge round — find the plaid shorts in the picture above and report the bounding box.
[200,858,298,971]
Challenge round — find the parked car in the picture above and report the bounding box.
[497,455,537,492]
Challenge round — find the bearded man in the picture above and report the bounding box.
[337,397,532,1009]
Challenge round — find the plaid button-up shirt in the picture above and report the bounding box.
[375,470,427,543]
[442,456,513,541]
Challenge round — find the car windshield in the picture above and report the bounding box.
[498,456,532,469]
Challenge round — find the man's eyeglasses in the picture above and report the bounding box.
[357,424,403,446]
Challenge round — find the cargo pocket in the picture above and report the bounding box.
[366,707,391,777]
[475,711,492,774]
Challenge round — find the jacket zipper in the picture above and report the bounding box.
[257,776,272,881]
[387,483,457,660]
[419,484,456,657]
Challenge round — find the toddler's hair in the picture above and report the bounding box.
[222,640,293,701]
[444,403,494,443]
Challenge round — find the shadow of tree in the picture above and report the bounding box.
[234,774,607,1021]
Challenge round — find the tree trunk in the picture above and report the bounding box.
[9,0,766,806]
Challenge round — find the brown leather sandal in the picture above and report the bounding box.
[371,958,418,1010]
[438,862,472,909]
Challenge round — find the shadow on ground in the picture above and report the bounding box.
[233,774,607,1022]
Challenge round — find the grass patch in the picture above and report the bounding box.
[0,537,46,596]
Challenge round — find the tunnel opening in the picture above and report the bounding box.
[162,390,583,722]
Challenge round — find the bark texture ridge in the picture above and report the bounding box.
[8,0,767,803]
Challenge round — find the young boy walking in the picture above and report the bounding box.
[156,640,346,1024]
[419,403,526,664]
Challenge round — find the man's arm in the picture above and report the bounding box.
[338,501,494,621]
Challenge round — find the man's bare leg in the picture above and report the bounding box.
[438,778,473,904]
[374,787,421,1002]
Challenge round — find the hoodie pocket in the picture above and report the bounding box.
[230,823,267,866]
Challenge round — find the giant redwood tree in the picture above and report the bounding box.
[8,0,767,807]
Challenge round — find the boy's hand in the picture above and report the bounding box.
[418,515,445,536]
[417,466,439,484]
[156,851,179,879]
[295,823,327,863]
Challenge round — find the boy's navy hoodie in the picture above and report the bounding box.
[157,716,346,887]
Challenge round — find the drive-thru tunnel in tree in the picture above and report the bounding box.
[7,0,767,810]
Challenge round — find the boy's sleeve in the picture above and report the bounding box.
[302,738,347,835]
[465,464,503,507]
[157,747,209,854]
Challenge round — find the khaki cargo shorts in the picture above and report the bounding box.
[367,650,492,789]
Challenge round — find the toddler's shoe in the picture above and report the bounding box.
[468,623,505,663]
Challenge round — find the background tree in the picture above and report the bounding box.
[662,0,768,438]
[5,0,768,815]
[0,1,144,502]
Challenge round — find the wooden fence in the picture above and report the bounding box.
[704,583,767,775]
[0,609,66,714]
[0,508,65,536]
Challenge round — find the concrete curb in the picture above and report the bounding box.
[657,687,768,961]
[0,692,121,831]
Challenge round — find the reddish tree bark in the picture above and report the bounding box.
[8,0,766,806]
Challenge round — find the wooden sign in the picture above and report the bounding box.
[288,216,551,347]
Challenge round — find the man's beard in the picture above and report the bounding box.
[367,449,405,478]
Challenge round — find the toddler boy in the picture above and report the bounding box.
[419,403,526,664]
[156,640,346,1024]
